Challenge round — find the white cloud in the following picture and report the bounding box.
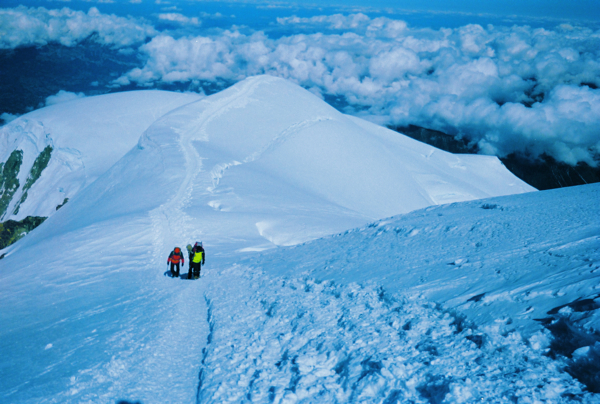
[113,14,600,165]
[0,112,20,125]
[199,11,224,19]
[158,13,201,26]
[277,13,371,30]
[368,47,422,81]
[0,6,157,49]
[45,90,86,106]
[6,7,597,166]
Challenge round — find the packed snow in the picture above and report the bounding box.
[1,75,598,403]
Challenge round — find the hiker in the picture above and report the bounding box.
[188,241,205,280]
[167,247,185,278]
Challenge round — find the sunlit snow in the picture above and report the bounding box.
[1,76,598,403]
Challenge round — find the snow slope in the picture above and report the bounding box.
[2,183,598,403]
[0,90,202,221]
[249,183,600,335]
[3,75,597,403]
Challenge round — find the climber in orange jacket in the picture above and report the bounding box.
[167,247,185,278]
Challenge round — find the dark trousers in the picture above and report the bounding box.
[170,262,180,277]
[189,262,201,279]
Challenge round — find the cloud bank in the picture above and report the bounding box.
[0,6,156,48]
[44,90,87,106]
[3,7,599,166]
[0,113,19,125]
[114,14,600,165]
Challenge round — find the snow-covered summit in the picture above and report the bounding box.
[46,75,532,249]
[1,75,533,241]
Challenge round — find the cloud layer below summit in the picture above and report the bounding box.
[0,6,156,49]
[2,6,599,166]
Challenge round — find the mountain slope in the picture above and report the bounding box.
[91,74,533,252]
[7,76,591,403]
[0,75,534,250]
[3,184,596,403]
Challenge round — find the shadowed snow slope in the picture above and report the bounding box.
[0,90,202,221]
[8,76,595,403]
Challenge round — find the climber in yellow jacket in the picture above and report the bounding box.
[188,242,205,280]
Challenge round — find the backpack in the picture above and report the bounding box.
[192,250,203,263]
[170,248,183,264]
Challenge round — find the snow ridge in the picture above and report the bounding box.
[148,75,268,262]
[0,90,202,221]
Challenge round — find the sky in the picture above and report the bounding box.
[1,0,599,167]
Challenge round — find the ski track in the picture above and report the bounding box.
[117,283,210,404]
[241,116,335,165]
[197,266,594,404]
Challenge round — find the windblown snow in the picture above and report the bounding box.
[1,75,598,403]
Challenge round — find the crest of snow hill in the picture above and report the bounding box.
[0,75,533,248]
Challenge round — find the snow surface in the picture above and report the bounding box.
[1,75,598,403]
[0,90,202,221]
